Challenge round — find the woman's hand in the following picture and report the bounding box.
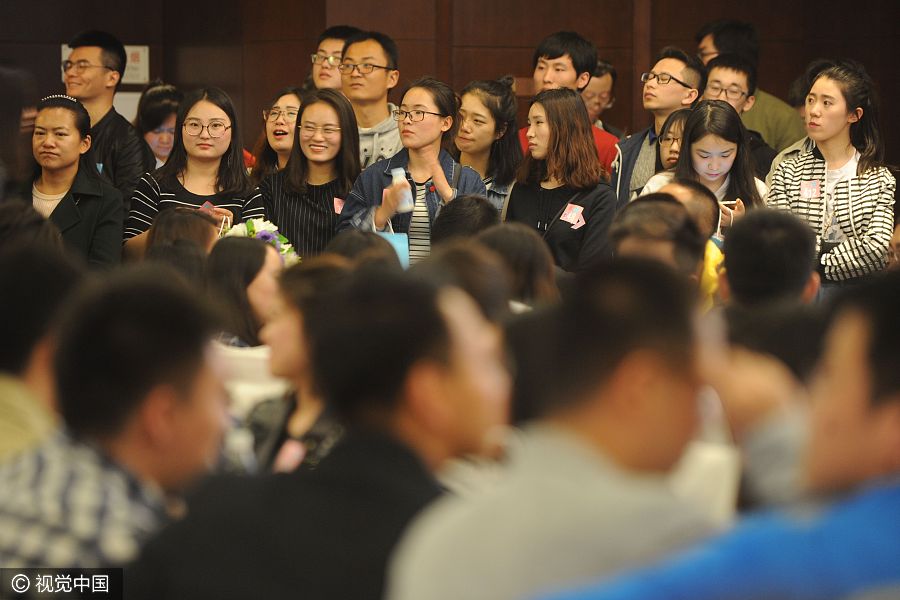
[199,205,235,229]
[375,179,410,229]
[420,144,454,203]
[719,198,746,229]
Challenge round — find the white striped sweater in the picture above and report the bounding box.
[766,148,896,282]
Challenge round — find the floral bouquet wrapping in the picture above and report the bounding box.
[223,219,300,266]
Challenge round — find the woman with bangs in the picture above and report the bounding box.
[258,88,360,255]
[506,87,616,272]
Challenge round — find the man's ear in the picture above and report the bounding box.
[386,69,400,91]
[401,361,449,435]
[717,269,732,303]
[105,69,120,91]
[683,87,699,107]
[137,384,180,447]
[801,272,821,304]
[575,71,591,92]
[742,94,756,113]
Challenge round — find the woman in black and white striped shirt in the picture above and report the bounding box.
[258,88,360,256]
[124,87,264,258]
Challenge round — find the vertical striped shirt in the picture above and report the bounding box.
[258,171,343,257]
[408,181,431,263]
[125,172,265,239]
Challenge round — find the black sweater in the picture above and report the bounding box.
[506,181,617,272]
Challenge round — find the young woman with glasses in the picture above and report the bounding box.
[257,88,361,256]
[124,87,265,259]
[505,88,617,272]
[338,76,486,264]
[249,86,303,187]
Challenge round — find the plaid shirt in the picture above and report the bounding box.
[0,430,169,568]
[766,146,896,282]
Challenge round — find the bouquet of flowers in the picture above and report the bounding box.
[223,219,300,266]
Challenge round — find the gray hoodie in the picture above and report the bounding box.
[358,103,402,169]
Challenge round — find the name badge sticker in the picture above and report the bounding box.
[800,180,821,199]
[560,203,586,230]
[333,197,345,214]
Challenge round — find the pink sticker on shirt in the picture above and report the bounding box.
[560,203,587,229]
[272,439,306,473]
[333,197,345,214]
[800,180,821,199]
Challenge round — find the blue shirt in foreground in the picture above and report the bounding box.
[538,480,900,600]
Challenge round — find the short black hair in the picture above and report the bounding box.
[723,209,817,306]
[431,194,500,246]
[656,46,706,93]
[0,244,84,374]
[324,230,403,271]
[831,270,900,405]
[54,267,219,439]
[707,53,757,96]
[695,20,760,66]
[0,202,64,251]
[536,258,695,413]
[317,25,363,47]
[668,177,720,239]
[342,30,399,69]
[725,303,827,384]
[610,194,706,277]
[305,270,450,425]
[591,59,617,87]
[533,31,597,86]
[68,30,127,84]
[411,241,512,324]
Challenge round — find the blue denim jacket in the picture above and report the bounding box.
[337,148,487,233]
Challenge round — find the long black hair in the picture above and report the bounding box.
[284,88,360,198]
[813,61,884,175]
[207,236,271,346]
[457,77,523,186]
[134,80,182,136]
[157,87,250,197]
[250,86,304,187]
[674,99,762,208]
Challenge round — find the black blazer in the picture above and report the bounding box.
[126,431,443,600]
[45,167,124,268]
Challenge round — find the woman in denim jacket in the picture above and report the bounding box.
[337,77,485,263]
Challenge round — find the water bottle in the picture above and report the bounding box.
[391,168,414,213]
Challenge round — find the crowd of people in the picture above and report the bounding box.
[1,16,900,600]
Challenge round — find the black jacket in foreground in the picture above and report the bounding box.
[89,107,155,211]
[125,430,443,600]
[506,181,617,273]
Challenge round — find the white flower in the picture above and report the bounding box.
[253,219,279,233]
[224,223,248,237]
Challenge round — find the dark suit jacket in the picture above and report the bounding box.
[126,431,443,600]
[90,107,156,209]
[46,167,124,267]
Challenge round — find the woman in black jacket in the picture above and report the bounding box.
[506,88,616,272]
[30,94,123,267]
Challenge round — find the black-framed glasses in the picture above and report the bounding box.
[263,108,299,122]
[299,123,341,136]
[311,54,341,67]
[705,84,748,101]
[659,135,682,146]
[338,62,393,75]
[61,60,114,75]
[641,71,693,89]
[392,109,444,122]
[183,119,232,138]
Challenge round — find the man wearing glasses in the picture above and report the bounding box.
[703,54,777,180]
[339,30,402,169]
[610,47,702,209]
[63,30,155,210]
[310,25,362,90]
